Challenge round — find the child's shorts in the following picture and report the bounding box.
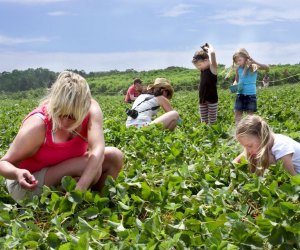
[6,167,48,203]
[234,94,257,112]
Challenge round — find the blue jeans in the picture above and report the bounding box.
[234,94,257,112]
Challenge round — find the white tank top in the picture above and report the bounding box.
[126,94,160,125]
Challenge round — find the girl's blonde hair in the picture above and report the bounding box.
[226,48,257,78]
[42,71,92,131]
[235,115,272,176]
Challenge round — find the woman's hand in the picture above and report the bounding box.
[16,169,38,190]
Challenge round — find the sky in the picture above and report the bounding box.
[0,0,299,72]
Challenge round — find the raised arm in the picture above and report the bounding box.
[203,43,217,74]
[209,44,217,68]
[0,115,45,189]
[75,99,106,191]
[248,57,269,70]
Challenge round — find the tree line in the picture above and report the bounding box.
[0,64,299,95]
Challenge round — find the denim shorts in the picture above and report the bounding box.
[234,94,257,112]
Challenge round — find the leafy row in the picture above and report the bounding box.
[0,85,299,249]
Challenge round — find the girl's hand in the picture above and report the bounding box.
[206,43,215,54]
[16,169,38,190]
[248,57,256,64]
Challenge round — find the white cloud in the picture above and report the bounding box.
[48,11,71,16]
[210,7,300,26]
[162,4,193,17]
[0,42,299,72]
[243,0,300,9]
[0,35,49,45]
[0,0,69,4]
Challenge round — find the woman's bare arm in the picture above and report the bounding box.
[75,99,106,190]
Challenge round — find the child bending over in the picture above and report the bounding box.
[233,115,300,176]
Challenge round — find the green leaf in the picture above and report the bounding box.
[23,241,38,248]
[269,226,284,245]
[280,202,298,211]
[80,207,99,220]
[77,232,89,250]
[59,197,73,212]
[68,190,83,204]
[168,222,186,230]
[107,220,126,232]
[23,232,41,242]
[264,207,283,220]
[136,218,143,229]
[47,232,62,249]
[0,210,11,222]
[205,174,216,182]
[78,217,94,233]
[291,175,300,185]
[118,201,131,210]
[94,196,110,210]
[164,202,182,211]
[61,176,77,192]
[58,242,72,250]
[256,216,275,234]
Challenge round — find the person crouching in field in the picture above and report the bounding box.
[230,48,269,125]
[0,71,123,204]
[125,78,179,131]
[124,78,143,103]
[192,43,218,124]
[233,115,300,176]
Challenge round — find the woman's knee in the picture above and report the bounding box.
[168,110,179,121]
[104,147,123,171]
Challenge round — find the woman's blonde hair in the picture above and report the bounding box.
[235,115,272,176]
[42,71,92,131]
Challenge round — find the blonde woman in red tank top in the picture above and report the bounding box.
[0,71,123,204]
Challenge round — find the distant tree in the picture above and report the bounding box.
[0,68,56,92]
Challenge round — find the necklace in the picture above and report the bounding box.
[71,130,88,142]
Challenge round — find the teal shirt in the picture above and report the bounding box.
[237,66,257,95]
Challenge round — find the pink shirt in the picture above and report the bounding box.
[125,84,139,103]
[18,105,89,173]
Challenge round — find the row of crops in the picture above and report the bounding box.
[0,84,299,249]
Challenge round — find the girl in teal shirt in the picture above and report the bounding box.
[231,48,269,124]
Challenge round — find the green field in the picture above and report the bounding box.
[0,85,300,249]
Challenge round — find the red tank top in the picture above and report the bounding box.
[19,105,89,173]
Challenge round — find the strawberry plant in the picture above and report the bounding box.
[0,84,299,249]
